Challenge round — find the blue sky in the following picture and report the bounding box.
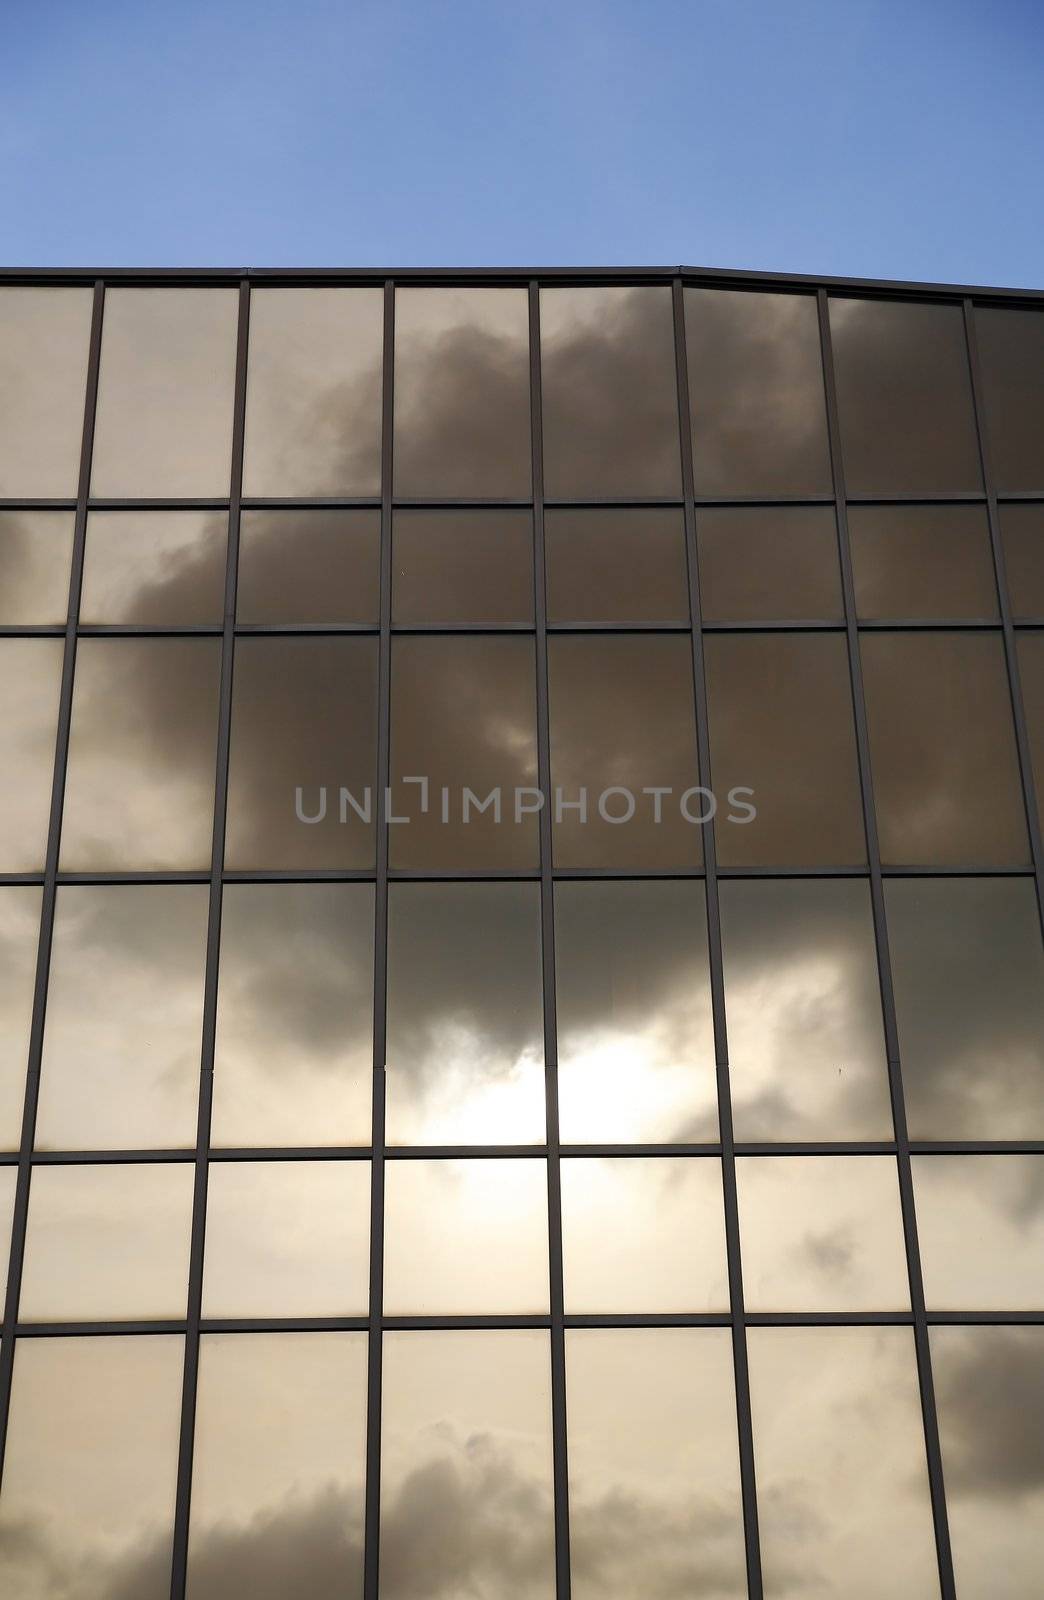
[2,0,1042,284]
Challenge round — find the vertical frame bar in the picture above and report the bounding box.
[672,278,763,1598]
[0,279,105,1488]
[168,278,251,1600]
[817,288,956,1599]
[528,280,572,1600]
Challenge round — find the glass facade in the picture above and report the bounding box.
[0,270,1041,1600]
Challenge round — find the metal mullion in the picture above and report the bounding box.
[167,279,250,1600]
[817,288,956,1599]
[962,300,1044,938]
[673,277,763,1598]
[529,280,572,1600]
[362,279,395,1600]
[0,280,104,1497]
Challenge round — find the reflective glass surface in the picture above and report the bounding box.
[1019,630,1044,838]
[0,889,41,1149]
[392,508,533,625]
[913,1155,1044,1310]
[0,639,62,871]
[975,305,1044,492]
[237,508,379,626]
[545,507,689,624]
[849,504,998,620]
[1000,503,1044,619]
[0,510,74,624]
[697,505,842,622]
[0,287,93,495]
[0,1168,15,1305]
[80,509,227,625]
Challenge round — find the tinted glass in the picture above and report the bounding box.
[61,638,221,870]
[1000,503,1044,619]
[698,505,842,622]
[37,885,208,1150]
[383,1158,549,1314]
[0,889,40,1149]
[560,1157,728,1312]
[685,286,831,495]
[748,1328,938,1597]
[91,289,238,495]
[738,1156,909,1311]
[394,287,530,497]
[913,1154,1043,1310]
[566,1329,745,1600]
[20,1162,193,1320]
[886,878,1044,1138]
[392,509,533,625]
[0,1336,182,1599]
[1018,630,1044,837]
[861,632,1027,866]
[705,633,865,866]
[0,287,92,495]
[213,884,374,1147]
[80,509,227,625]
[380,1331,554,1598]
[975,305,1044,492]
[545,507,689,624]
[931,1325,1044,1600]
[385,882,544,1145]
[242,288,383,496]
[849,504,998,620]
[189,1333,367,1600]
[388,635,538,870]
[540,287,681,498]
[554,879,717,1143]
[226,636,378,870]
[829,297,981,494]
[720,878,892,1140]
[0,510,74,624]
[0,639,62,871]
[549,634,702,869]
[237,508,379,626]
[202,1161,370,1317]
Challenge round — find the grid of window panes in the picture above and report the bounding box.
[0,273,1041,1600]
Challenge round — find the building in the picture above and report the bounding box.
[0,266,1041,1599]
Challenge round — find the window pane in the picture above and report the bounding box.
[0,1169,14,1303]
[975,305,1044,492]
[242,288,383,496]
[931,1325,1044,1600]
[37,885,207,1150]
[380,1331,554,1598]
[237,508,379,626]
[566,1329,745,1600]
[389,635,538,870]
[0,1336,182,1599]
[705,633,865,867]
[886,878,1044,1139]
[0,510,74,624]
[1000,503,1044,619]
[20,1163,193,1320]
[849,504,997,620]
[0,287,92,495]
[554,879,717,1143]
[61,638,221,870]
[386,882,544,1145]
[721,878,892,1141]
[226,636,377,870]
[213,884,374,1147]
[698,505,842,622]
[202,1161,370,1318]
[861,632,1027,866]
[0,889,40,1150]
[748,1328,938,1597]
[560,1157,728,1312]
[685,286,831,495]
[913,1154,1043,1310]
[540,287,681,498]
[549,634,702,869]
[91,289,238,496]
[0,639,62,871]
[81,509,227,625]
[383,1158,548,1314]
[189,1332,367,1600]
[545,507,689,624]
[394,287,530,497]
[1019,630,1044,838]
[392,508,533,625]
[738,1156,909,1311]
[829,297,981,495]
